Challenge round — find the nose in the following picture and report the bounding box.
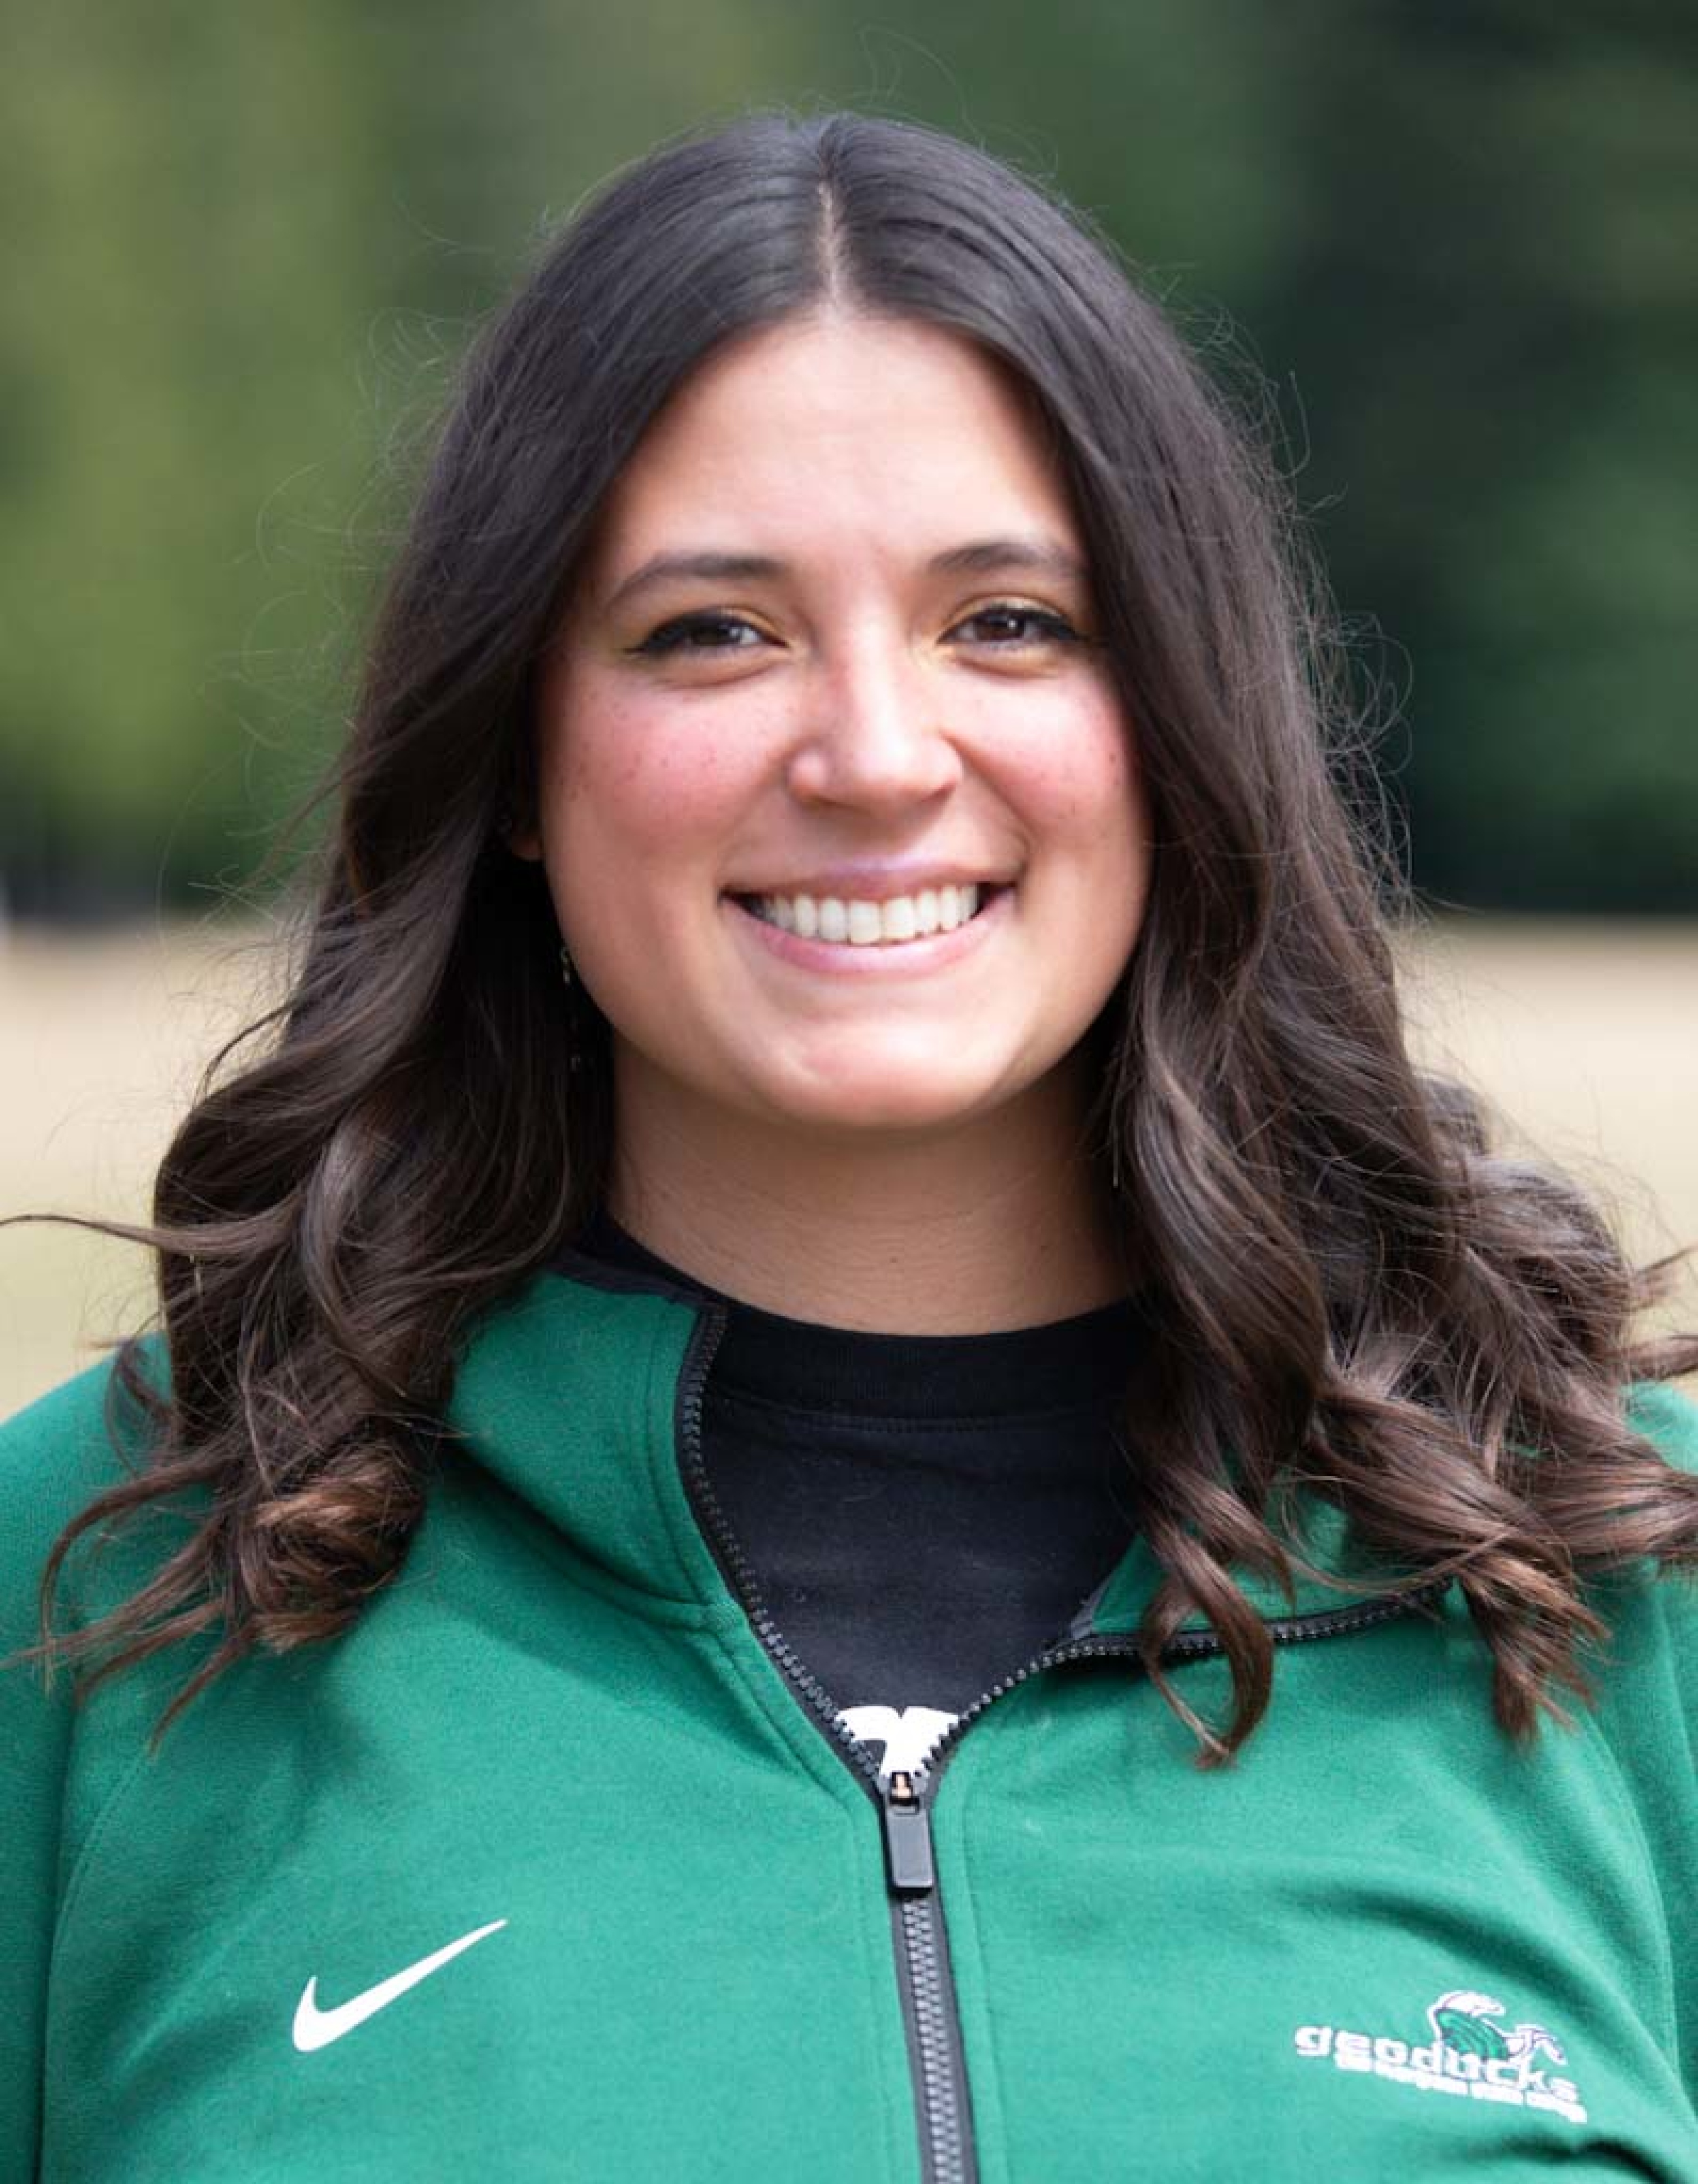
[784,643,963,814]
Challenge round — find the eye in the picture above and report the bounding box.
[947,603,1085,650]
[630,611,770,657]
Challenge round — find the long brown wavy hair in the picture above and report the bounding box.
[34,111,1698,1756]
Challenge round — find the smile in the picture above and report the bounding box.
[741,884,995,946]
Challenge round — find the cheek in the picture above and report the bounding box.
[1098,733,1150,856]
[544,687,737,864]
[1018,688,1145,841]
[1020,697,1151,974]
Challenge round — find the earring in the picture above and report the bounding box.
[559,942,574,988]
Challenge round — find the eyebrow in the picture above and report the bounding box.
[928,538,1089,587]
[601,536,1089,613]
[604,552,784,612]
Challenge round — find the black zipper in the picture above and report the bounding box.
[884,1774,974,2184]
[677,1308,984,2180]
[672,1307,1441,2184]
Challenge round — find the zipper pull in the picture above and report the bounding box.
[881,1770,936,1894]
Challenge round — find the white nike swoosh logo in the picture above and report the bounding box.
[291,1919,507,2052]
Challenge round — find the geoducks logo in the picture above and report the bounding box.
[1293,1989,1587,2125]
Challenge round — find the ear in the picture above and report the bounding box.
[506,819,544,862]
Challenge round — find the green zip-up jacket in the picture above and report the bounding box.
[4,1266,1697,2180]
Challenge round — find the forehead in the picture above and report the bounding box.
[585,313,1080,579]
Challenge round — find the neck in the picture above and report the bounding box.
[605,1053,1126,1334]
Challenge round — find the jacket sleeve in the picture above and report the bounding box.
[1601,1382,1698,2108]
[0,1361,132,2184]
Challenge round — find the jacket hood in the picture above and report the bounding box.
[447,1268,729,1612]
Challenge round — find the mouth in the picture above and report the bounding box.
[729,882,1006,947]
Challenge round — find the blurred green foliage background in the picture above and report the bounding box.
[3,1,1693,916]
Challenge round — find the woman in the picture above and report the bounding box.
[4,111,1696,2181]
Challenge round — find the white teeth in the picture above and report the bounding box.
[752,884,990,945]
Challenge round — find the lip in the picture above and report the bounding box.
[722,860,1016,902]
[725,883,1011,973]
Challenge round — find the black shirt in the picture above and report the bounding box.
[572,1218,1139,1774]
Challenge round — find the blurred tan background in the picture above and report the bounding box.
[2,918,1692,1419]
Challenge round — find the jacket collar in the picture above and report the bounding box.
[448,1267,1392,1638]
[447,1266,730,1613]
[1082,1492,1392,1636]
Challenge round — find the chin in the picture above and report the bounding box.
[754,1056,1028,1140]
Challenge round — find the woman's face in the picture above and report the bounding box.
[529,312,1150,1151]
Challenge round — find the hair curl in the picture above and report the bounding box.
[35,110,1698,1754]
